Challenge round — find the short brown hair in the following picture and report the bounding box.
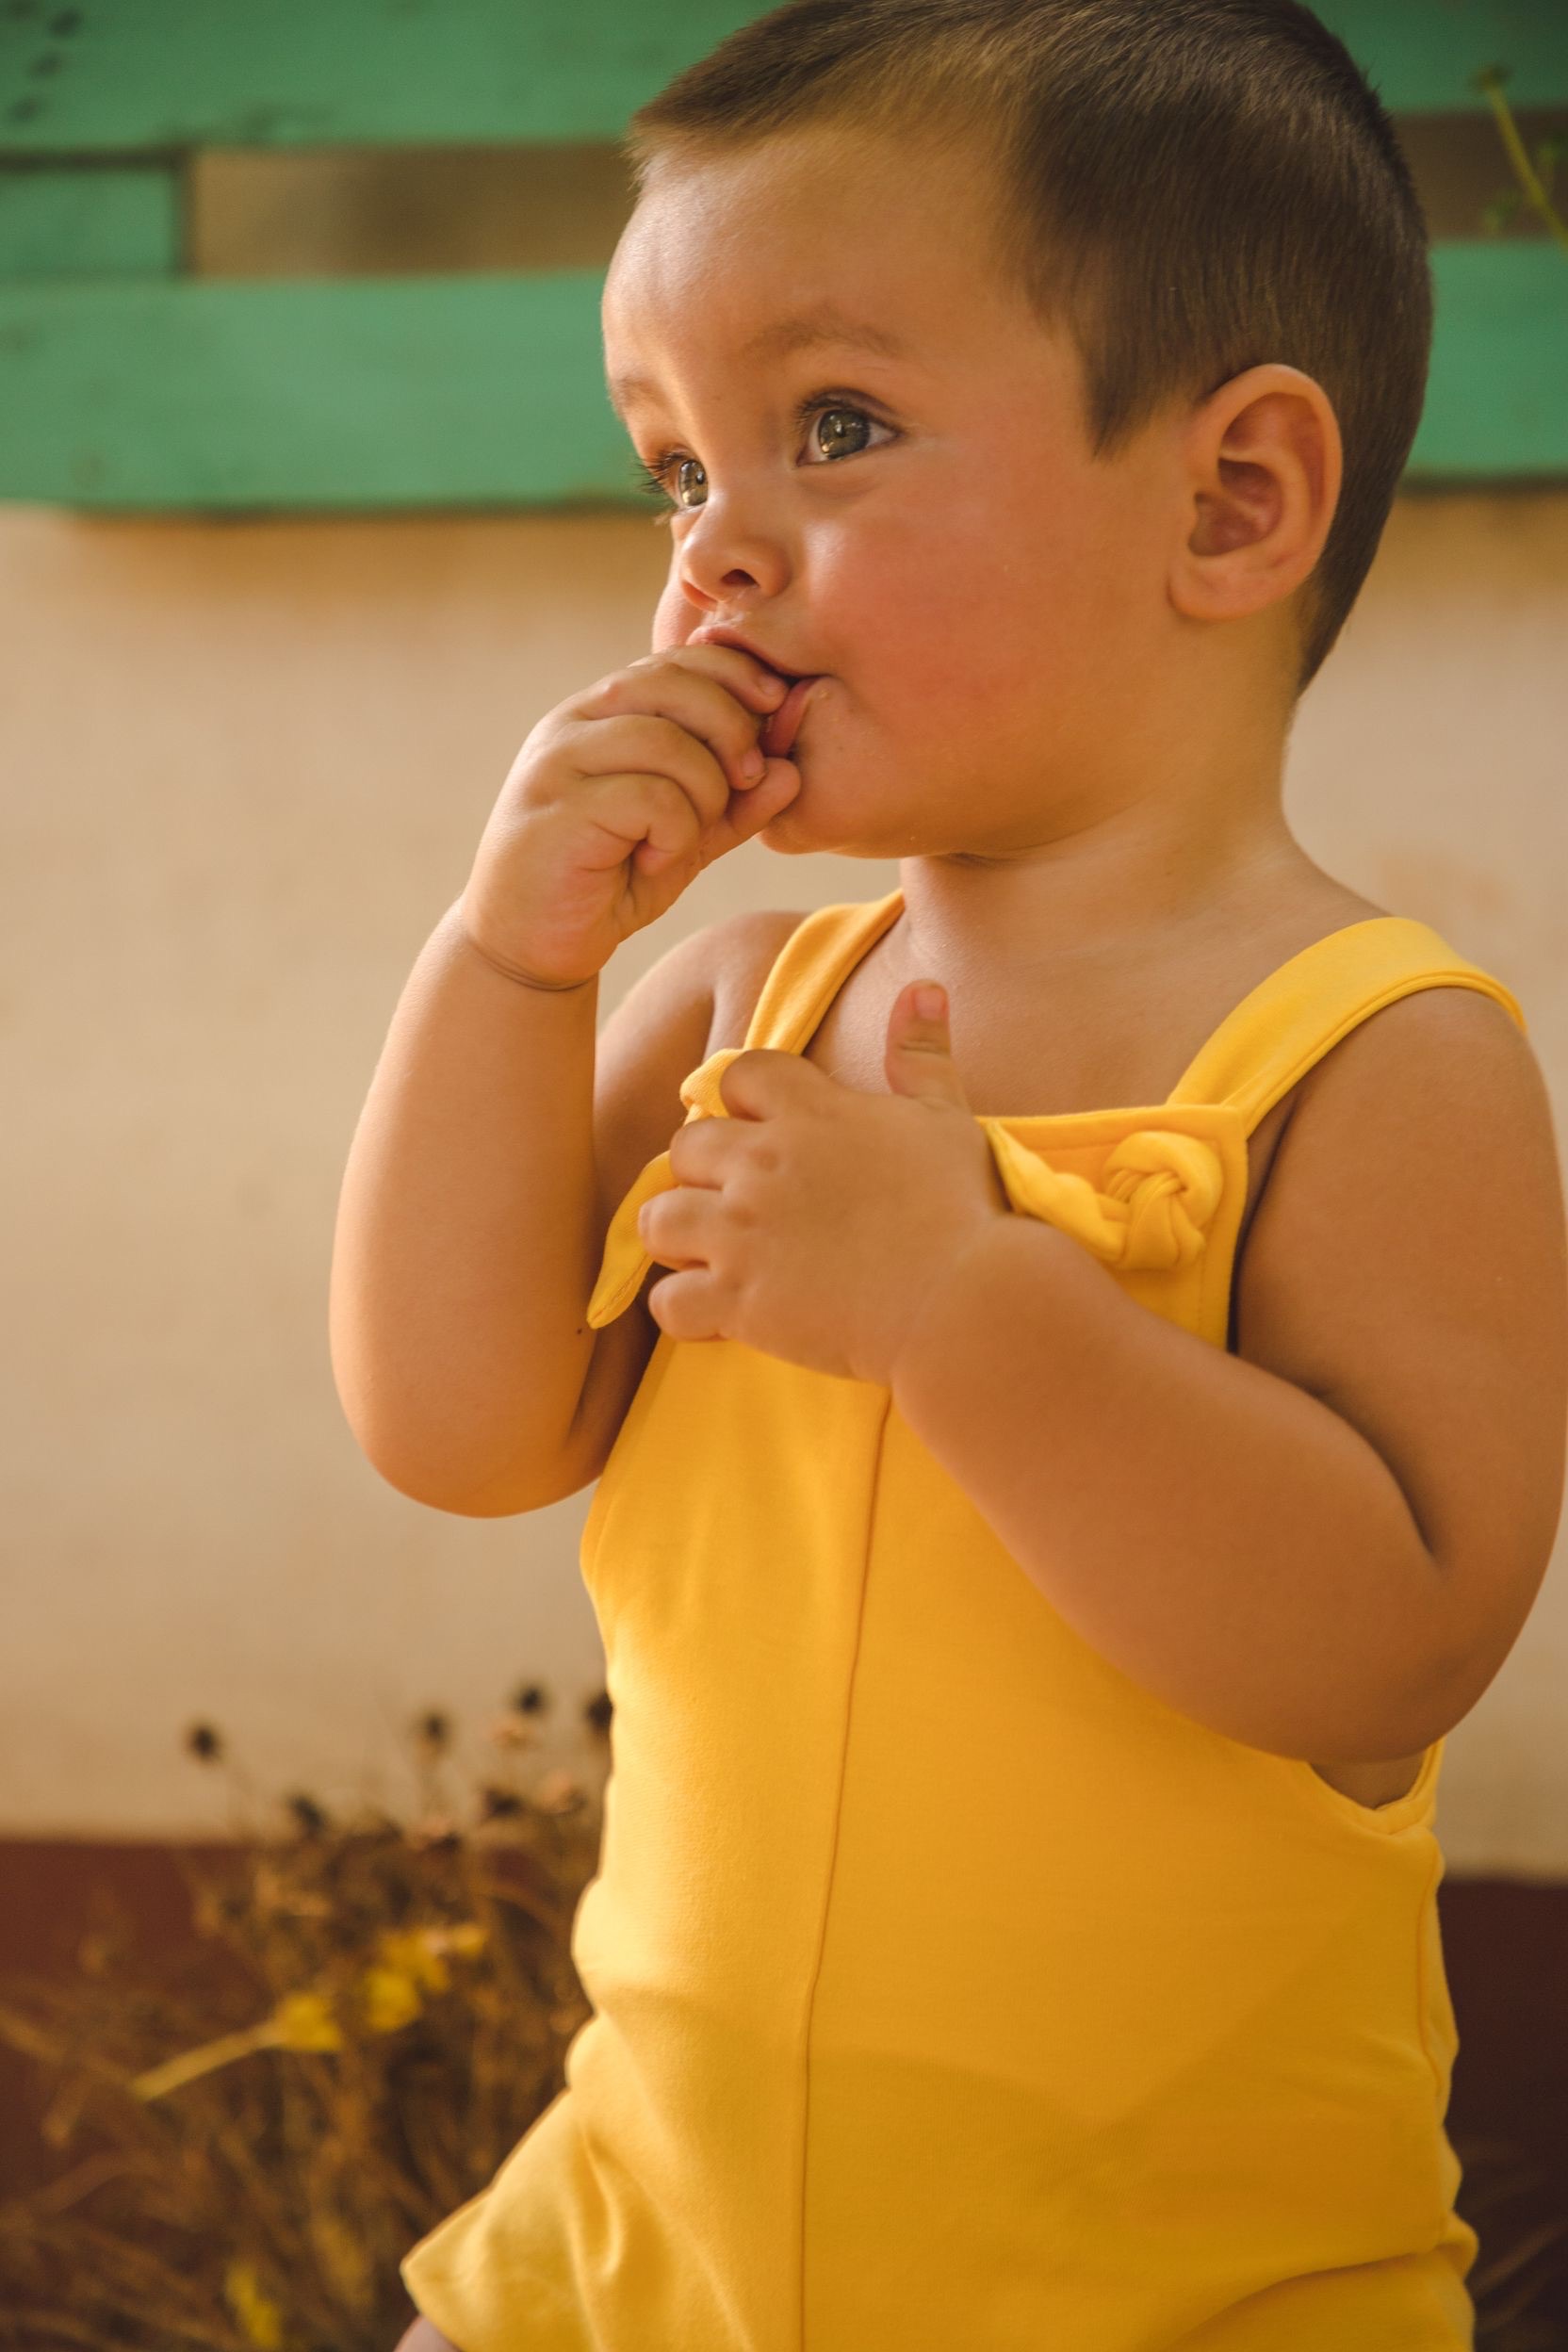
[624,0,1433,696]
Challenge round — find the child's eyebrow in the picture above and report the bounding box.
[607,303,914,420]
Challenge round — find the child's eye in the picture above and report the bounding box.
[802,404,894,467]
[672,454,708,509]
[630,400,896,516]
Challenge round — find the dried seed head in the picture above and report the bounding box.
[534,1769,584,1815]
[486,1711,541,1751]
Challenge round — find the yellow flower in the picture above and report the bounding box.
[359,1964,423,2034]
[353,1921,489,2033]
[130,1986,343,2103]
[376,1927,451,1994]
[130,1929,488,2102]
[267,1990,344,2053]
[224,2259,286,2349]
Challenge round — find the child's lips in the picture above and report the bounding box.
[758,674,823,760]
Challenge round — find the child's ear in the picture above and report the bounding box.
[1168,362,1343,629]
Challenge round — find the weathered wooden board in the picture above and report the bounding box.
[0,165,178,276]
[0,243,1560,511]
[0,0,1563,155]
[1,3,1563,503]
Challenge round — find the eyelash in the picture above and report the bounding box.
[629,394,896,519]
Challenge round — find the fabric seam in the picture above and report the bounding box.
[795,1389,891,2352]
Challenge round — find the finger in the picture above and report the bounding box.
[646,1266,726,1343]
[561,710,736,836]
[637,1186,713,1267]
[716,1043,816,1118]
[579,655,784,800]
[588,750,800,881]
[633,641,791,722]
[699,754,802,859]
[666,1116,734,1183]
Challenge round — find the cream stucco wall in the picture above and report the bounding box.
[2,491,1564,1869]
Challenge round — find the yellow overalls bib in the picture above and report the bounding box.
[403,889,1524,2351]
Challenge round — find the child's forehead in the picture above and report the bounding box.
[605,127,1037,383]
[620,122,1009,291]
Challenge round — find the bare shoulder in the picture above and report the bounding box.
[589,907,810,1229]
[705,906,815,1051]
[1235,980,1568,1716]
[1252,981,1558,1260]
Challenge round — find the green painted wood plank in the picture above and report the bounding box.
[2,0,1564,157]
[1410,241,1568,476]
[0,0,758,155]
[0,245,1561,511]
[1315,1,1568,114]
[0,167,178,277]
[0,270,634,508]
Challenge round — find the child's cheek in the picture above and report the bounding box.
[651,573,697,649]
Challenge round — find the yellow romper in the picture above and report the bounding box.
[402,888,1526,2352]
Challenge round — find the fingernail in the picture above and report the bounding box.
[915,984,946,1020]
[742,749,765,781]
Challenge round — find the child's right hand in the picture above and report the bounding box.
[460,644,804,989]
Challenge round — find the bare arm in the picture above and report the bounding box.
[888,988,1568,1763]
[329,899,786,1515]
[329,899,604,1514]
[328,641,798,1515]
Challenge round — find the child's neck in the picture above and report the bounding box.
[894,803,1319,982]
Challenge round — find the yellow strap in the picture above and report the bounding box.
[742,896,1528,1135]
[586,1050,1229,1328]
[585,904,1529,1327]
[1164,915,1527,1130]
[743,890,905,1053]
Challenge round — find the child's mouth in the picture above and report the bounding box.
[758,674,823,761]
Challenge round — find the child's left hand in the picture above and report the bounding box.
[637,983,1013,1385]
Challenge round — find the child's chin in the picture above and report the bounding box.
[756,798,812,855]
[756,776,888,860]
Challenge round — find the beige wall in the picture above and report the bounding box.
[3,491,1565,1869]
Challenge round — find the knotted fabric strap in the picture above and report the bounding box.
[981,1121,1223,1271]
[586,1047,1224,1329]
